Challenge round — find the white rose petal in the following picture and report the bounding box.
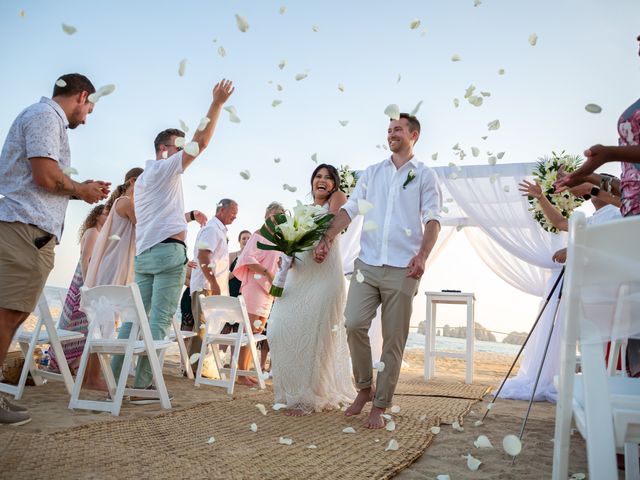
[224,105,241,123]
[255,403,267,416]
[108,234,121,241]
[363,220,378,232]
[486,403,494,410]
[373,361,385,372]
[449,172,459,180]
[62,23,77,35]
[528,33,538,46]
[218,46,227,57]
[197,117,210,131]
[385,420,396,432]
[382,145,388,150]
[464,84,476,99]
[239,170,251,180]
[474,420,484,427]
[474,0,482,6]
[570,474,586,480]
[585,103,602,114]
[357,199,374,215]
[436,476,450,480]
[381,415,392,421]
[502,434,522,456]
[338,83,345,92]
[311,25,319,32]
[384,104,400,120]
[307,444,317,449]
[207,436,215,444]
[311,153,318,163]
[62,166,79,176]
[451,54,461,62]
[396,74,401,83]
[474,435,493,449]
[278,437,293,445]
[481,135,488,140]
[259,371,270,380]
[497,151,505,159]
[235,14,250,32]
[355,269,365,283]
[430,426,441,434]
[489,174,499,184]
[403,228,412,237]
[453,98,459,108]
[274,157,281,163]
[456,225,464,232]
[250,423,258,432]
[441,206,449,214]
[179,119,189,133]
[465,453,482,471]
[253,320,263,329]
[342,427,356,434]
[339,120,349,127]
[480,91,491,97]
[385,439,399,451]
[278,60,286,70]
[410,100,423,116]
[498,68,505,75]
[331,325,339,332]
[487,119,500,131]
[488,156,497,166]
[419,414,427,422]
[452,420,464,432]
[178,59,187,77]
[390,405,401,414]
[272,99,283,107]
[279,6,287,14]
[55,79,67,87]
[276,84,283,91]
[503,185,510,193]
[282,184,297,192]
[471,146,480,157]
[272,403,287,411]
[184,141,200,156]
[161,151,168,159]
[468,95,483,107]
[409,19,421,30]
[295,73,308,81]
[174,137,185,148]
[432,153,438,161]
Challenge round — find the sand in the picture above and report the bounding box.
[1,346,592,479]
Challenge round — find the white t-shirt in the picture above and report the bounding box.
[342,157,442,268]
[134,152,187,255]
[190,217,229,294]
[587,204,622,226]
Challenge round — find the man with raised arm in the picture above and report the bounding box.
[0,73,110,425]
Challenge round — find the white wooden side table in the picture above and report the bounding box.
[424,291,476,384]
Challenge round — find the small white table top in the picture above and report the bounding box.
[425,291,475,303]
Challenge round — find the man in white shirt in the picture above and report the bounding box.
[110,79,235,402]
[315,113,442,428]
[188,198,238,372]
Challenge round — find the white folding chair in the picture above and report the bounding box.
[0,289,83,400]
[195,294,265,394]
[552,213,640,480]
[68,283,173,416]
[161,315,197,379]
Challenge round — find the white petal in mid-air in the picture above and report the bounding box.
[373,361,385,372]
[339,120,349,127]
[312,25,319,32]
[239,170,251,180]
[409,19,421,30]
[489,174,499,184]
[464,84,476,99]
[274,157,281,163]
[502,434,522,456]
[342,427,356,434]
[403,228,412,237]
[197,117,210,131]
[62,23,77,35]
[432,153,438,161]
[471,147,480,157]
[358,199,374,215]
[255,403,268,416]
[474,435,493,449]
[451,54,461,62]
[253,320,262,329]
[338,83,345,92]
[355,269,365,283]
[295,73,308,81]
[453,98,459,108]
[488,156,497,166]
[235,14,250,32]
[278,60,286,70]
[385,439,399,451]
[279,6,287,14]
[474,0,482,6]
[108,234,121,241]
[487,119,500,131]
[55,79,67,87]
[218,46,227,57]
[464,454,482,471]
[179,119,189,133]
[311,153,318,163]
[282,184,298,192]
[410,100,423,116]
[528,33,538,46]
[363,220,378,232]
[396,74,401,83]
[184,142,200,156]
[174,137,186,148]
[62,166,79,176]
[503,185,510,193]
[384,104,400,120]
[178,59,187,77]
[497,152,505,159]
[468,96,483,107]
[272,99,283,107]
[585,103,602,114]
[498,68,505,75]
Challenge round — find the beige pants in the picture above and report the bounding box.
[189,289,212,367]
[344,258,420,409]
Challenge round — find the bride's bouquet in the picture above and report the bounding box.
[528,151,585,233]
[257,201,334,297]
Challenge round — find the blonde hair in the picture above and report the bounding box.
[265,201,284,218]
[78,204,106,243]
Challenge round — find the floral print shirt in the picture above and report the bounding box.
[618,98,640,216]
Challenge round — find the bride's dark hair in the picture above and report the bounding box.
[310,164,340,198]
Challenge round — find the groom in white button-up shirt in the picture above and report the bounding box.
[315,113,442,429]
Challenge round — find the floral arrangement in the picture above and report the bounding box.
[338,165,358,197]
[528,151,585,233]
[257,201,334,296]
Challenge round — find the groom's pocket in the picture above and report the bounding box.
[400,274,420,297]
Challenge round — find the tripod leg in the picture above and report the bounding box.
[481,268,565,423]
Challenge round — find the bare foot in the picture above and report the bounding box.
[284,408,310,417]
[82,380,109,392]
[236,377,256,386]
[345,388,374,417]
[364,405,386,429]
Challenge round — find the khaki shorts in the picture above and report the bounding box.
[0,221,55,313]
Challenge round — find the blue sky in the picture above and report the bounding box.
[1,0,638,335]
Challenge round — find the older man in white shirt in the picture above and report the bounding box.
[315,113,442,429]
[188,198,238,372]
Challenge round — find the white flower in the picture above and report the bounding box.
[55,79,67,87]
[235,14,250,32]
[528,33,538,46]
[384,104,400,120]
[178,59,187,77]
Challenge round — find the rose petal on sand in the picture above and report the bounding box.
[207,436,215,444]
[453,98,459,108]
[255,403,268,416]
[528,33,538,46]
[235,14,250,32]
[355,269,365,283]
[272,403,287,410]
[430,426,441,434]
[390,405,401,414]
[278,437,293,445]
[62,23,77,35]
[342,427,356,434]
[363,220,378,232]
[278,60,286,70]
[385,439,399,451]
[239,170,251,180]
[179,119,189,133]
[451,54,461,62]
[338,83,345,92]
[339,120,349,127]
[218,46,227,57]
[373,361,386,372]
[503,434,522,456]
[307,445,318,449]
[184,142,200,156]
[384,104,400,120]
[385,420,396,432]
[178,59,187,77]
[436,476,450,480]
[487,119,500,131]
[585,103,602,114]
[295,73,308,81]
[409,19,421,29]
[272,99,283,107]
[250,423,258,432]
[474,435,493,449]
[311,153,318,163]
[464,453,482,471]
[452,420,464,432]
[570,474,586,480]
[410,100,423,116]
[357,199,374,215]
[197,117,210,131]
[474,420,484,427]
[62,166,78,176]
[108,235,121,241]
[486,403,495,410]
[55,79,67,88]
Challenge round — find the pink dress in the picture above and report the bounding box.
[233,231,281,317]
[618,97,640,217]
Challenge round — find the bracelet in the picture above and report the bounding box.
[190,210,196,221]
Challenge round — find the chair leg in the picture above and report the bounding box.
[172,316,193,379]
[194,329,209,387]
[146,348,171,410]
[16,332,43,400]
[624,442,640,480]
[247,340,264,390]
[111,347,136,416]
[69,335,94,409]
[46,328,76,395]
[98,353,117,399]
[227,338,243,395]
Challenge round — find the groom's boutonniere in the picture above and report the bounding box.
[403,169,416,189]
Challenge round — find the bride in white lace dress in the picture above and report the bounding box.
[267,164,356,416]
